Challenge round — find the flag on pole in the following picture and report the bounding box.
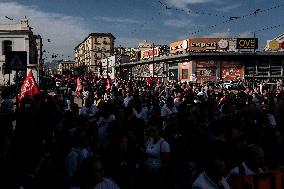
[18,70,41,107]
[75,77,82,96]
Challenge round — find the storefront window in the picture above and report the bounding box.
[182,69,188,79]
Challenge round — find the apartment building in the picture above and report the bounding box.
[55,59,75,75]
[0,17,40,86]
[74,33,115,75]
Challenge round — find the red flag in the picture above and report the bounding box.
[147,76,153,86]
[106,78,111,92]
[75,77,82,96]
[18,70,41,106]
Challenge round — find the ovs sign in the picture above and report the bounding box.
[236,38,258,49]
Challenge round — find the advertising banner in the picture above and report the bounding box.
[141,47,159,60]
[196,60,217,82]
[221,61,244,81]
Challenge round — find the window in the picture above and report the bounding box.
[2,40,12,55]
[94,38,100,44]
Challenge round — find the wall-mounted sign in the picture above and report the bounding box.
[221,61,243,81]
[182,40,188,50]
[218,39,229,49]
[236,38,258,49]
[191,42,217,49]
[188,38,230,51]
[170,38,239,53]
[141,47,159,60]
[264,33,284,51]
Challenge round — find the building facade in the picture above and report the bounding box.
[74,33,115,74]
[101,54,130,79]
[55,60,75,75]
[0,17,40,86]
[34,35,43,75]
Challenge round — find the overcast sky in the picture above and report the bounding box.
[0,0,283,62]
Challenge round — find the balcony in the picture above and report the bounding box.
[103,41,109,45]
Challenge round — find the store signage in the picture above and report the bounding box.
[191,42,217,49]
[236,38,258,49]
[267,40,284,51]
[141,47,159,59]
[188,38,231,51]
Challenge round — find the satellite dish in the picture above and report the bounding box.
[182,40,188,50]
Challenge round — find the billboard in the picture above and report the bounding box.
[141,47,159,60]
[236,38,258,49]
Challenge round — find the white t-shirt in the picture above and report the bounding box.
[79,105,98,117]
[123,96,133,108]
[65,147,93,183]
[145,138,170,170]
[229,162,265,176]
[97,115,116,145]
[174,98,182,109]
[82,90,89,100]
[133,107,148,122]
[192,172,231,189]
[161,105,177,128]
[161,105,177,117]
[70,177,120,189]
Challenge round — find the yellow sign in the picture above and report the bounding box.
[269,40,280,51]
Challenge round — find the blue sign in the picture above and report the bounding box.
[168,69,178,81]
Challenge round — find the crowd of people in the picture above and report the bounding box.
[0,75,284,189]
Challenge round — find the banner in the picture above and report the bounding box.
[75,77,82,96]
[106,78,111,92]
[18,70,41,106]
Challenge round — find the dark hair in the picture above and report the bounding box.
[149,118,163,130]
[77,155,103,189]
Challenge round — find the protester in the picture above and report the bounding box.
[1,74,284,189]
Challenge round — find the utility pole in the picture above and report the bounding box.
[106,57,109,79]
[252,9,260,89]
[152,43,155,78]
